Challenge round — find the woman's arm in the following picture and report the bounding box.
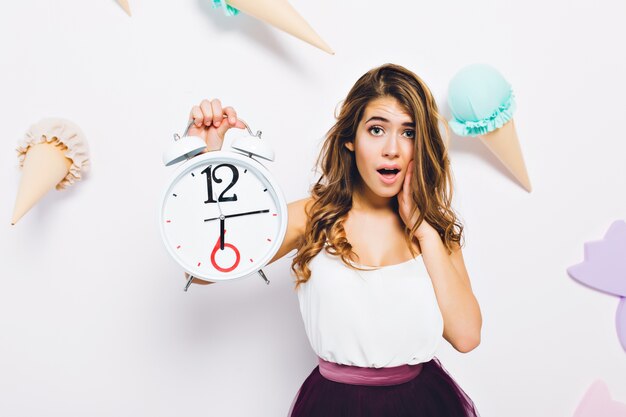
[398,161,481,352]
[418,229,482,353]
[267,197,312,265]
[187,197,311,285]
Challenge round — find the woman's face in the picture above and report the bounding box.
[346,96,415,201]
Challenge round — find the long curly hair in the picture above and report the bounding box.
[291,64,464,288]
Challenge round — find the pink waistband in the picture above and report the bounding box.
[318,358,424,386]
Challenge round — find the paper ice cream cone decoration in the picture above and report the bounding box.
[478,120,531,190]
[212,0,239,16]
[573,380,626,417]
[448,64,531,192]
[567,220,626,352]
[12,142,71,225]
[117,0,132,16]
[214,0,334,54]
[12,118,89,225]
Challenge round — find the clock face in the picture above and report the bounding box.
[160,152,287,281]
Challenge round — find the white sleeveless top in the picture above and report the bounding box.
[296,248,444,368]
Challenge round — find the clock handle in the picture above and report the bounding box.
[258,269,270,285]
[178,118,261,139]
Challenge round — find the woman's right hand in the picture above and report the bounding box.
[188,99,246,152]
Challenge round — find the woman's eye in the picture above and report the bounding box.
[403,130,415,139]
[369,126,384,136]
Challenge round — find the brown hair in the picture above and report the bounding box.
[291,63,463,288]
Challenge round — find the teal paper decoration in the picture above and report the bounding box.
[448,64,516,137]
[212,0,240,16]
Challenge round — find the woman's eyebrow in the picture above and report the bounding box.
[364,116,415,127]
[365,116,389,124]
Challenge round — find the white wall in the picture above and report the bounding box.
[1,0,625,416]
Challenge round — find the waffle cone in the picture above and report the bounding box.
[227,0,334,54]
[478,120,532,192]
[11,142,72,225]
[117,0,131,16]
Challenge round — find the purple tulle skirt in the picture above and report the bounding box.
[288,357,479,417]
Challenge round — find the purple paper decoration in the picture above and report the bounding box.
[567,221,626,351]
[573,380,626,417]
[617,299,626,351]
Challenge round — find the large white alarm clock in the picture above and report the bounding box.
[160,120,288,290]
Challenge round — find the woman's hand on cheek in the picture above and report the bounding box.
[397,160,436,241]
[398,160,418,227]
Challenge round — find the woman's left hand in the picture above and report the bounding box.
[397,160,437,241]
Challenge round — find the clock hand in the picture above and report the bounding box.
[215,193,223,217]
[204,209,270,222]
[220,218,225,251]
[213,189,225,250]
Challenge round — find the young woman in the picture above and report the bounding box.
[187,64,482,416]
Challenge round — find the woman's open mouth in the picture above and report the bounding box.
[377,168,400,184]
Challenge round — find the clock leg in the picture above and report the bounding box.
[184,275,195,292]
[258,269,270,285]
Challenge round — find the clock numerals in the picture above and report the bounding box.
[202,164,239,203]
[210,233,241,272]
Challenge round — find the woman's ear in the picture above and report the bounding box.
[345,141,354,152]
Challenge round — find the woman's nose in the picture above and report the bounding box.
[382,136,400,157]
